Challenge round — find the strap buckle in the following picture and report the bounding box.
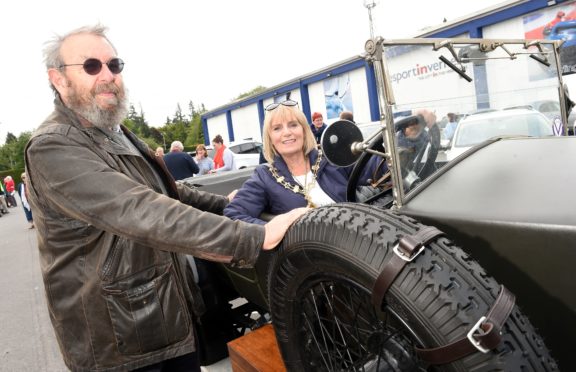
[393,243,425,262]
[466,316,490,353]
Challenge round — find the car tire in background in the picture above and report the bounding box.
[269,203,558,371]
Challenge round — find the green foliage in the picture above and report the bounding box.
[140,137,160,150]
[0,131,32,171]
[5,132,17,144]
[124,105,152,138]
[235,86,267,100]
[0,98,211,171]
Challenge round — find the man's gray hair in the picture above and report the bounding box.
[170,141,184,152]
[43,24,117,95]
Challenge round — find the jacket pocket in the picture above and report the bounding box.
[102,263,190,355]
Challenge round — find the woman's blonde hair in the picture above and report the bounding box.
[262,104,317,163]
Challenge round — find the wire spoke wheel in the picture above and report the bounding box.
[296,275,425,371]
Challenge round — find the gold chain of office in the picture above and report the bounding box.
[269,150,323,208]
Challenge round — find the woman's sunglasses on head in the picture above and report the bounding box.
[59,58,125,75]
[265,100,299,111]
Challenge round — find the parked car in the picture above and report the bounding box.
[227,140,263,169]
[191,38,573,371]
[444,107,555,161]
[188,139,263,169]
[530,99,562,121]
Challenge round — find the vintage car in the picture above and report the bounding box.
[184,38,574,371]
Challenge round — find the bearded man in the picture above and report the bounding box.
[25,25,307,372]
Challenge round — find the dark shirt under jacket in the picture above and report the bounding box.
[163,151,199,180]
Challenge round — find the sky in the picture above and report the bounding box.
[0,0,507,144]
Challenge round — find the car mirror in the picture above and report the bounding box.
[321,120,364,167]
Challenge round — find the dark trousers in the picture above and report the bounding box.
[6,193,17,207]
[131,352,201,372]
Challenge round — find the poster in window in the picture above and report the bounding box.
[323,74,354,120]
[523,1,576,75]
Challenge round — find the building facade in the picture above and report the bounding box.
[201,0,576,144]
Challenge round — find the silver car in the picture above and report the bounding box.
[445,107,555,161]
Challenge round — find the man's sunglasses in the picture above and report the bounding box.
[59,58,125,75]
[265,99,299,111]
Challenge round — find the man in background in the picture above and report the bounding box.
[163,140,199,180]
[339,111,354,123]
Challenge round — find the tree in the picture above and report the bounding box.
[184,100,205,147]
[0,131,32,171]
[235,86,267,100]
[150,128,166,150]
[5,132,17,144]
[188,100,196,121]
[172,104,186,125]
[124,104,151,138]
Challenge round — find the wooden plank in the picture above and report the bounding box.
[227,323,286,372]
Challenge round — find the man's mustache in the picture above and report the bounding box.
[93,83,121,95]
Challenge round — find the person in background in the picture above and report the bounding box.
[395,109,439,171]
[209,134,236,173]
[310,112,327,144]
[25,24,307,372]
[0,181,9,215]
[3,176,17,208]
[224,101,381,225]
[419,109,441,157]
[443,112,458,141]
[194,144,214,175]
[339,110,354,123]
[17,173,34,229]
[163,140,199,180]
[155,146,164,157]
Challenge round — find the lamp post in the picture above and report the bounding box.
[363,0,378,40]
[160,131,166,152]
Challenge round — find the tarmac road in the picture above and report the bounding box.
[0,204,66,371]
[0,204,231,372]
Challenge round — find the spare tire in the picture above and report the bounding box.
[269,203,558,371]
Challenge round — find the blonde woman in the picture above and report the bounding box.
[224,100,380,224]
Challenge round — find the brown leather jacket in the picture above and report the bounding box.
[25,99,265,371]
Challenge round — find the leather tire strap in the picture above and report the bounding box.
[416,285,516,365]
[371,226,444,310]
[371,226,516,364]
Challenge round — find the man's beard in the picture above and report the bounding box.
[65,80,128,130]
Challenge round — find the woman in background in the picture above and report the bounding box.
[194,144,214,176]
[17,173,34,229]
[209,135,236,173]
